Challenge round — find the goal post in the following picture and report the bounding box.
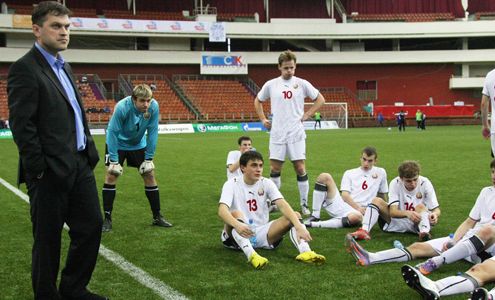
[305,102,348,129]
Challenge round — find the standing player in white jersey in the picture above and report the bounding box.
[226,136,253,180]
[304,146,388,229]
[218,151,326,269]
[350,160,440,241]
[481,69,495,156]
[254,50,325,216]
[346,159,495,274]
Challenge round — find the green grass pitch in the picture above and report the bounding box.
[0,125,493,299]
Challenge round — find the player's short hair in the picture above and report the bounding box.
[398,160,421,179]
[490,159,495,169]
[362,146,378,159]
[237,136,251,145]
[32,1,71,26]
[278,50,297,65]
[240,151,263,167]
[132,84,153,100]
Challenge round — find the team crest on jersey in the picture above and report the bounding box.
[258,187,264,196]
[416,192,423,199]
[293,84,299,89]
[143,112,151,120]
[372,173,378,179]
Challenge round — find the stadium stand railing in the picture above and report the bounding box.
[318,87,369,118]
[351,12,455,22]
[122,74,198,122]
[173,74,265,122]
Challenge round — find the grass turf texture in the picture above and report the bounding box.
[0,125,493,299]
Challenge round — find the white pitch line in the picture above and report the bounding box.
[0,177,188,300]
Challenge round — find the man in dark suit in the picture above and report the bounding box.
[8,2,107,299]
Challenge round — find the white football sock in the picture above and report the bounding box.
[368,248,411,264]
[231,229,255,260]
[436,275,477,296]
[438,234,484,265]
[297,175,309,207]
[312,218,344,228]
[270,176,281,189]
[419,211,431,233]
[311,187,327,219]
[362,203,379,232]
[289,226,311,253]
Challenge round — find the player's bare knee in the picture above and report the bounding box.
[347,212,362,225]
[467,263,492,286]
[415,203,427,212]
[317,172,333,184]
[371,197,385,206]
[407,242,434,259]
[477,224,495,241]
[105,173,118,184]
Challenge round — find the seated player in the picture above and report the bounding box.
[350,160,440,241]
[218,151,326,269]
[226,136,253,180]
[304,146,388,229]
[346,159,495,270]
[401,256,495,299]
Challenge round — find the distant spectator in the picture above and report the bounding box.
[103,106,111,113]
[150,83,157,91]
[421,113,427,130]
[377,112,384,127]
[81,76,88,83]
[415,109,423,130]
[0,119,5,129]
[396,110,407,131]
[314,111,321,129]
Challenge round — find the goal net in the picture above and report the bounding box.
[304,102,348,129]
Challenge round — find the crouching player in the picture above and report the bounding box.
[218,151,326,269]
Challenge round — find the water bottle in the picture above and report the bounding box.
[445,233,455,250]
[393,240,404,250]
[248,219,257,247]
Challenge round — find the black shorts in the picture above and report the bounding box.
[105,144,145,168]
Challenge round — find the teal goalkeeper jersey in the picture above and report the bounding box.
[106,96,159,162]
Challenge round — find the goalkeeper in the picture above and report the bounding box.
[102,84,172,232]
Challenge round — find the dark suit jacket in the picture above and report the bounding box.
[8,46,99,185]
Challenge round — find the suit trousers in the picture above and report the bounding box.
[26,152,102,300]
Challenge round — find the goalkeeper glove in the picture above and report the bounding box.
[108,161,123,176]
[139,160,155,175]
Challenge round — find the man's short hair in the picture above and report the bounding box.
[237,136,251,145]
[132,84,153,100]
[278,50,297,65]
[398,161,420,179]
[32,1,71,26]
[490,159,495,169]
[362,146,378,159]
[240,151,263,167]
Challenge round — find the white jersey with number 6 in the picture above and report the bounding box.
[388,175,439,211]
[219,177,283,226]
[340,166,388,207]
[257,76,319,144]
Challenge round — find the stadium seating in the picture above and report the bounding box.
[318,88,368,118]
[130,79,196,121]
[0,80,8,120]
[351,13,455,22]
[175,77,264,121]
